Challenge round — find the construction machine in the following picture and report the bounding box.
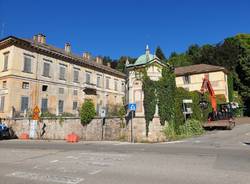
[199,76,235,130]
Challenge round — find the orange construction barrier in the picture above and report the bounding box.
[19,133,29,140]
[66,133,79,143]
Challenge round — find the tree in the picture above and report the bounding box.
[102,56,112,66]
[157,66,176,125]
[80,99,96,125]
[186,44,202,64]
[235,56,250,115]
[155,46,166,61]
[168,53,193,67]
[116,56,136,73]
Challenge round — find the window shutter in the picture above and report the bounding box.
[24,57,31,73]
[0,96,5,111]
[74,70,79,82]
[41,98,48,112]
[21,97,29,112]
[4,54,8,71]
[43,63,50,77]
[59,66,65,80]
[58,100,64,113]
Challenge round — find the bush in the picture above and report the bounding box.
[61,112,75,117]
[164,119,204,140]
[174,88,212,125]
[80,99,96,126]
[41,111,57,118]
[163,121,178,141]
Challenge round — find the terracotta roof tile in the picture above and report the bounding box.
[174,64,227,76]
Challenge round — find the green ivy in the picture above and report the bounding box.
[142,71,157,137]
[227,72,234,102]
[157,67,176,125]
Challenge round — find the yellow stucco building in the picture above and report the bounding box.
[0,34,125,118]
[175,64,229,102]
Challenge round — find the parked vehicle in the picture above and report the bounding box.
[0,123,16,139]
[199,77,235,130]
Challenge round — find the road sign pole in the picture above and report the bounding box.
[131,110,133,143]
[128,103,136,143]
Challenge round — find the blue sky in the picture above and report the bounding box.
[0,0,250,59]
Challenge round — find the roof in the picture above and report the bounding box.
[133,53,155,66]
[175,64,228,76]
[126,46,165,68]
[0,36,125,78]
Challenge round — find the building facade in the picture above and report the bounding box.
[0,34,125,118]
[175,64,229,102]
[126,48,230,117]
[126,45,166,116]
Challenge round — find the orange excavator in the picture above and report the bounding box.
[199,76,235,130]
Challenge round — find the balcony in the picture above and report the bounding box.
[83,82,97,95]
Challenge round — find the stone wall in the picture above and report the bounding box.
[5,116,166,142]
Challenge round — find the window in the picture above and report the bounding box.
[73,70,79,82]
[183,75,191,84]
[73,89,78,96]
[73,101,77,110]
[21,96,29,112]
[58,100,64,113]
[43,62,50,77]
[86,72,91,84]
[42,85,48,92]
[59,66,66,80]
[59,87,64,94]
[3,53,8,71]
[114,80,118,91]
[23,56,32,73]
[121,82,125,92]
[2,81,7,89]
[41,98,48,113]
[97,75,101,87]
[106,77,110,89]
[0,96,5,112]
[22,82,29,89]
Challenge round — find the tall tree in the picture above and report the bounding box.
[155,46,166,61]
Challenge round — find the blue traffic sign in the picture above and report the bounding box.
[128,103,136,111]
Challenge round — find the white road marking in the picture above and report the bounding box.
[162,140,186,144]
[7,171,84,184]
[50,159,59,163]
[88,169,102,175]
[66,156,79,159]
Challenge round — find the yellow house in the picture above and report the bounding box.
[0,34,125,118]
[175,64,229,101]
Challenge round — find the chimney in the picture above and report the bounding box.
[107,62,111,67]
[83,52,91,60]
[95,56,103,65]
[37,33,46,44]
[64,43,71,53]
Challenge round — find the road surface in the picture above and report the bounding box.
[0,119,250,184]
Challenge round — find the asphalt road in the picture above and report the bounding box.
[0,120,250,184]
